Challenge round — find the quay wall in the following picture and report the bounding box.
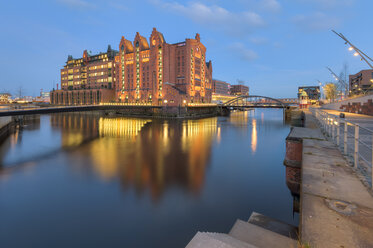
[322,94,373,116]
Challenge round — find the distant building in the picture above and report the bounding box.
[349,69,373,95]
[50,45,118,105]
[0,93,11,104]
[212,79,230,95]
[230,84,249,96]
[278,98,299,104]
[34,91,50,103]
[298,86,320,108]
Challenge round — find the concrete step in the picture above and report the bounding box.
[229,219,298,248]
[248,212,298,240]
[186,232,258,248]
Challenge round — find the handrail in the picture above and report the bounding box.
[310,107,373,188]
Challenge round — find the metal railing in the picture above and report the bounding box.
[310,108,373,188]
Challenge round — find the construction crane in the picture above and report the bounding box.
[326,67,348,97]
[316,79,323,99]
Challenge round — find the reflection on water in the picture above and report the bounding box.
[99,118,152,139]
[228,110,250,127]
[251,119,257,154]
[50,114,217,200]
[0,110,297,248]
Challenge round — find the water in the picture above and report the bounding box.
[0,109,298,248]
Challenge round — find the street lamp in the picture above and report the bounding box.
[332,30,373,69]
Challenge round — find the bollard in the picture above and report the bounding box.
[332,117,335,141]
[344,121,348,155]
[354,125,359,168]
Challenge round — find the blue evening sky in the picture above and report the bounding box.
[0,0,371,98]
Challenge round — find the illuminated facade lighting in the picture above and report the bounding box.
[117,28,213,106]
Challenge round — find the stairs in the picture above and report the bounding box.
[185,232,257,248]
[186,212,298,248]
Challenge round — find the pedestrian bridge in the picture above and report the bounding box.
[221,95,290,108]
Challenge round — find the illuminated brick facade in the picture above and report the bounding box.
[117,28,213,106]
[51,46,118,105]
[51,28,213,106]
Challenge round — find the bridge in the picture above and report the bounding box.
[220,95,290,109]
[0,95,293,117]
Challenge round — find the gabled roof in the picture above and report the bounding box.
[140,35,149,50]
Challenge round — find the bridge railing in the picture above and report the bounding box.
[222,95,289,108]
[310,108,373,188]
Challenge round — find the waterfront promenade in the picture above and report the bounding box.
[301,111,373,247]
[317,108,373,187]
[322,109,373,130]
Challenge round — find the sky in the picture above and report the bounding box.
[0,0,372,98]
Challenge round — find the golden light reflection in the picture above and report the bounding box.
[98,118,151,140]
[51,114,99,147]
[181,118,217,192]
[90,138,121,180]
[251,119,257,154]
[62,132,84,147]
[10,129,19,148]
[162,122,169,149]
[181,118,217,152]
[51,114,217,201]
[229,111,250,126]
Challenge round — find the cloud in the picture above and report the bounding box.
[248,36,268,45]
[229,42,258,61]
[295,0,354,9]
[57,0,96,9]
[293,12,340,31]
[150,0,265,36]
[259,0,281,12]
[109,1,129,11]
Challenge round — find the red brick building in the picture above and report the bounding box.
[50,46,118,105]
[51,28,213,106]
[230,84,249,96]
[117,28,212,106]
[349,69,373,96]
[212,79,230,95]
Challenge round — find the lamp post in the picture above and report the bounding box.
[333,30,373,94]
[332,30,373,69]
